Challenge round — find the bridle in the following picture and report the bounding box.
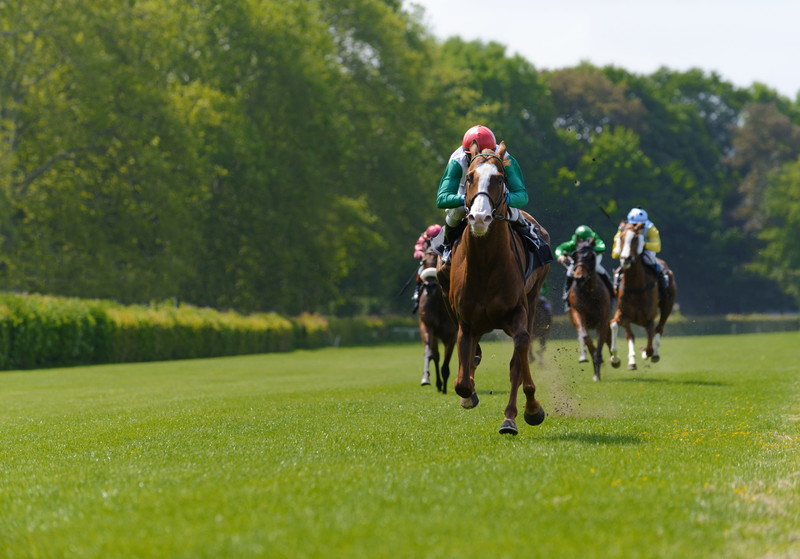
[573,247,596,283]
[464,153,509,220]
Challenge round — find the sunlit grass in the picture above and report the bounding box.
[1,332,798,558]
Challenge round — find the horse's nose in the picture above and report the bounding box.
[468,211,493,227]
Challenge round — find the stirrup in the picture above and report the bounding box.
[441,246,452,265]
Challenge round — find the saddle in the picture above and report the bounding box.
[430,220,553,282]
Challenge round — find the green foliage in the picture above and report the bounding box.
[1,333,798,557]
[1,2,799,315]
[748,157,800,303]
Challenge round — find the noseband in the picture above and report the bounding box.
[465,153,508,219]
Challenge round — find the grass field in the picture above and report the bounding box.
[1,331,798,559]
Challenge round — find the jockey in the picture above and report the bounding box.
[555,225,614,309]
[411,224,442,313]
[612,207,669,296]
[435,125,543,264]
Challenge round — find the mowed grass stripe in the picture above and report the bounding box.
[1,332,798,559]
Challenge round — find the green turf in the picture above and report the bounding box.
[1,332,798,558]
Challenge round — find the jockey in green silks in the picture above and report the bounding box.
[555,225,614,309]
[435,125,543,264]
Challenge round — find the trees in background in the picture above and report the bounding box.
[1,1,797,314]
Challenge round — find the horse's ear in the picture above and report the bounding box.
[497,141,507,160]
[469,143,480,158]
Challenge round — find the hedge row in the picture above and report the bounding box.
[0,293,416,371]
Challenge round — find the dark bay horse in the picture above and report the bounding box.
[566,238,612,381]
[437,142,550,435]
[417,250,456,393]
[609,222,677,370]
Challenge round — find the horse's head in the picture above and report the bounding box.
[617,221,645,269]
[572,238,597,285]
[464,142,509,237]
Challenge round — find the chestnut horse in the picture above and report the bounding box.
[566,238,612,381]
[417,250,456,393]
[609,221,677,370]
[437,142,550,435]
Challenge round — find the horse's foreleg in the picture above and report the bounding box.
[455,327,479,407]
[504,321,544,434]
[578,326,589,363]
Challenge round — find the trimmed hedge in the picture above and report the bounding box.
[0,293,422,371]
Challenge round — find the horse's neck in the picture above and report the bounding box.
[622,258,648,286]
[462,223,511,263]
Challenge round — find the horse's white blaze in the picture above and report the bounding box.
[619,229,634,259]
[468,163,498,236]
[627,338,636,365]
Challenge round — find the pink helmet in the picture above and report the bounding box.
[462,125,497,151]
[425,224,442,238]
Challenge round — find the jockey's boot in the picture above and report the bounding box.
[658,272,669,302]
[440,221,466,265]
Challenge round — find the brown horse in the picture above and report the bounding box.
[609,221,677,370]
[417,250,456,393]
[529,294,552,365]
[566,238,612,381]
[437,142,550,435]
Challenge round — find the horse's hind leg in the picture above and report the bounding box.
[586,336,601,382]
[625,324,637,370]
[609,318,622,368]
[641,322,655,362]
[440,339,455,394]
[421,341,432,386]
[578,330,589,363]
[652,279,676,363]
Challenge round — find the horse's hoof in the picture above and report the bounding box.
[460,392,479,409]
[499,419,518,435]
[651,355,660,363]
[524,406,546,426]
[579,356,589,363]
[627,363,637,371]
[421,379,431,386]
[610,357,621,369]
[593,373,601,382]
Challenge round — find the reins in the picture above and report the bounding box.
[464,153,509,220]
